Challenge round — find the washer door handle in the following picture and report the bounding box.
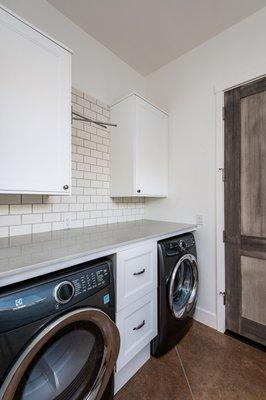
[133,268,146,276]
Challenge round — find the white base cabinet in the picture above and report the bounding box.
[111,93,168,197]
[115,242,158,391]
[0,6,72,195]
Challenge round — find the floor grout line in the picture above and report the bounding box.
[175,346,196,400]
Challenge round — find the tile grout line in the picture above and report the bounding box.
[175,346,195,400]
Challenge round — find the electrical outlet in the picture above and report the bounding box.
[196,214,203,226]
[64,214,71,229]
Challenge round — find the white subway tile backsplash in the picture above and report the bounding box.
[0,227,9,238]
[0,215,21,226]
[22,213,42,224]
[33,204,52,213]
[0,88,145,237]
[10,225,32,236]
[10,204,32,214]
[22,195,42,204]
[52,204,69,212]
[0,195,21,205]
[32,223,52,234]
[0,205,8,215]
[43,213,61,223]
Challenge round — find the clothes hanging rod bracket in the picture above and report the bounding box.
[71,109,117,129]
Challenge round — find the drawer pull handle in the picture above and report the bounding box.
[133,320,145,331]
[133,268,146,276]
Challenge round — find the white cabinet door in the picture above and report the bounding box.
[0,7,71,194]
[116,243,157,311]
[135,97,168,196]
[110,93,168,197]
[116,290,157,371]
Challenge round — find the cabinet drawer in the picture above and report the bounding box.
[116,243,157,311]
[116,290,157,371]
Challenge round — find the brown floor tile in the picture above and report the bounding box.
[115,348,192,400]
[177,321,266,400]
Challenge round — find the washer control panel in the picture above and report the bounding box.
[162,234,195,256]
[0,260,111,333]
[72,265,110,298]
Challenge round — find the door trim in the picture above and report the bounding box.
[215,71,266,333]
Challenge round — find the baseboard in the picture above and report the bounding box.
[114,344,150,394]
[194,306,217,329]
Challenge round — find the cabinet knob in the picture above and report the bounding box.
[63,185,69,190]
[137,189,141,193]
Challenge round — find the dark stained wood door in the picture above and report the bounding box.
[224,76,266,346]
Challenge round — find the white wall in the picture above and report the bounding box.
[0,0,146,105]
[145,8,266,328]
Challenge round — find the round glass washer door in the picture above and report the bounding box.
[0,308,120,400]
[169,254,198,319]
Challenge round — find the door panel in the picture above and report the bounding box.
[241,91,266,237]
[224,76,266,345]
[241,256,266,325]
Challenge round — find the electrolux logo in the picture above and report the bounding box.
[15,298,23,307]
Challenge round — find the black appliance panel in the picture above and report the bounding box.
[151,233,198,357]
[0,261,111,334]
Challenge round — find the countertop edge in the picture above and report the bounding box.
[0,224,196,288]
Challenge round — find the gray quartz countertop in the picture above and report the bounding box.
[0,219,196,287]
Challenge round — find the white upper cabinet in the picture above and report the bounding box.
[111,93,168,197]
[0,6,72,195]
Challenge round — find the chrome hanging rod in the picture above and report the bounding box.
[71,109,117,129]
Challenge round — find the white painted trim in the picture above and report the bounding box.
[0,4,73,54]
[114,344,150,394]
[214,65,266,93]
[215,66,266,333]
[215,91,226,332]
[111,92,169,115]
[194,306,217,329]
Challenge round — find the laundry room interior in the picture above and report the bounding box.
[0,1,265,399]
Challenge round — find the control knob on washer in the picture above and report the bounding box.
[179,240,187,251]
[54,281,75,304]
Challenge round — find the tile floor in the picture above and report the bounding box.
[115,321,266,400]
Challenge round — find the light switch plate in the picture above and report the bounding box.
[196,214,203,226]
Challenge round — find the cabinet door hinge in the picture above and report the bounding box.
[219,291,226,305]
[222,106,225,121]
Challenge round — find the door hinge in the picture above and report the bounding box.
[223,230,226,243]
[222,106,225,121]
[219,168,225,182]
[219,291,226,305]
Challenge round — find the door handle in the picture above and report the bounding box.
[133,320,145,331]
[133,268,146,276]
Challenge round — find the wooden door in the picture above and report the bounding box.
[0,7,71,195]
[224,76,266,345]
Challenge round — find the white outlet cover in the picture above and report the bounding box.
[64,214,71,229]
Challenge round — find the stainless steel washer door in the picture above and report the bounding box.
[169,254,198,319]
[0,308,120,400]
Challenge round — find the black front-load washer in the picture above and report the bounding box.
[0,259,120,400]
[151,233,198,357]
